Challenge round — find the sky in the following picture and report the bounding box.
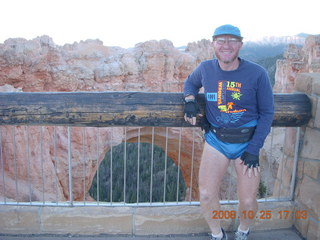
[0,0,319,48]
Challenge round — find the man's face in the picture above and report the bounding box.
[212,35,243,64]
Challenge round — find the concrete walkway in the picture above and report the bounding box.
[0,228,304,240]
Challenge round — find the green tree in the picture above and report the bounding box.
[89,142,186,203]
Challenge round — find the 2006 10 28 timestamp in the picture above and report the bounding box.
[212,210,308,220]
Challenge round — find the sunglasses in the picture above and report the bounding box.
[213,37,241,45]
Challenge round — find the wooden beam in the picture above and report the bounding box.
[0,92,311,127]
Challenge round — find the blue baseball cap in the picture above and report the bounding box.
[213,24,243,40]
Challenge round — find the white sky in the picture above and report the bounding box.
[0,0,319,48]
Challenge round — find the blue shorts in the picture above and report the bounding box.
[205,120,257,159]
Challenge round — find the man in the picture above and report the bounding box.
[183,24,274,240]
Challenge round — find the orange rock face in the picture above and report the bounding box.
[0,36,213,202]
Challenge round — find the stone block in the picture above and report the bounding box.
[311,73,320,95]
[303,160,320,180]
[134,205,210,235]
[41,206,132,235]
[296,176,320,217]
[253,201,294,231]
[300,127,320,160]
[295,201,320,240]
[295,73,320,95]
[295,73,314,94]
[0,206,40,234]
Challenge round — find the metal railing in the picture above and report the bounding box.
[0,91,311,207]
[0,124,300,207]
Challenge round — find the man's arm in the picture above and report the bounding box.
[183,64,203,125]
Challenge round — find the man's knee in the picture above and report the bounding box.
[199,187,219,202]
[239,197,257,209]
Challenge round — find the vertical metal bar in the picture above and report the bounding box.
[290,127,301,200]
[96,128,100,205]
[137,128,141,204]
[176,128,182,203]
[67,127,73,206]
[227,166,233,202]
[266,127,275,201]
[13,126,19,203]
[163,127,168,203]
[110,128,113,205]
[53,127,59,205]
[25,126,32,204]
[82,128,86,205]
[0,127,6,204]
[189,128,195,202]
[123,127,127,204]
[278,130,285,199]
[150,127,155,204]
[40,126,45,204]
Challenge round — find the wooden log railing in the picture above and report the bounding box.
[0,92,312,127]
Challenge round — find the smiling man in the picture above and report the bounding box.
[183,24,274,240]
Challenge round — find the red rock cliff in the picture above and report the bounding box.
[0,36,214,202]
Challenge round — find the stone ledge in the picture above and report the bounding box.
[0,206,40,234]
[0,201,295,235]
[134,205,211,235]
[40,207,133,235]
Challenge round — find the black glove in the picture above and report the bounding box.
[200,116,210,133]
[183,99,200,118]
[240,151,259,168]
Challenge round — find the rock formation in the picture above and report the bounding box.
[274,35,320,93]
[0,36,213,202]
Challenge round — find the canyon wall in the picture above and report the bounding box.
[0,36,213,201]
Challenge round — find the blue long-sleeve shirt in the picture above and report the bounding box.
[184,58,274,155]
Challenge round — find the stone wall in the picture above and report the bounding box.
[292,73,320,240]
[271,35,320,239]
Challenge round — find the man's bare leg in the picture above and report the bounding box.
[199,142,230,235]
[234,158,261,231]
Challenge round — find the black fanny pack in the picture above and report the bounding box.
[210,125,256,143]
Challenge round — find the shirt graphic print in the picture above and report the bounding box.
[208,80,246,124]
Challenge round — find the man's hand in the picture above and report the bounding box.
[183,97,201,125]
[240,151,260,178]
[200,116,210,133]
